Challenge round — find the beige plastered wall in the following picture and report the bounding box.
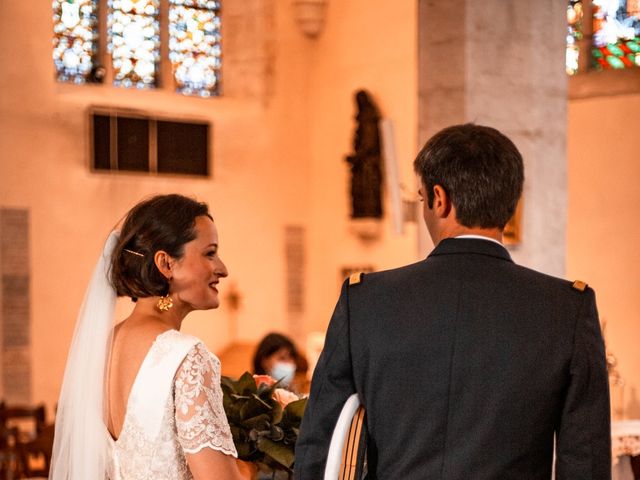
[567,93,640,418]
[0,0,419,415]
[305,0,419,333]
[0,0,315,413]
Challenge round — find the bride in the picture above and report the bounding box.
[49,194,255,479]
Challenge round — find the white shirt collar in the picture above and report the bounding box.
[454,234,504,247]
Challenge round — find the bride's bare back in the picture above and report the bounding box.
[107,314,171,440]
[106,309,254,479]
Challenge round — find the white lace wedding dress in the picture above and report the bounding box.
[107,329,238,479]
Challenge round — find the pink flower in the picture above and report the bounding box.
[253,374,276,388]
[253,375,299,407]
[273,388,299,408]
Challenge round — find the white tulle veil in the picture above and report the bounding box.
[49,231,119,480]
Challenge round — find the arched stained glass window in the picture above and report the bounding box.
[169,0,222,97]
[108,0,160,88]
[592,0,640,70]
[567,1,584,75]
[53,0,99,83]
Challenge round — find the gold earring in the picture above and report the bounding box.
[157,294,173,312]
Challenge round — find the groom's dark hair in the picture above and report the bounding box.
[111,194,212,300]
[413,123,524,229]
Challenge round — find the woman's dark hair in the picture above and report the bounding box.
[111,194,212,300]
[253,333,298,375]
[413,123,524,229]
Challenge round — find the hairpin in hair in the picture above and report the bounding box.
[124,248,144,257]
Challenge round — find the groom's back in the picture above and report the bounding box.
[348,239,590,479]
[294,124,609,479]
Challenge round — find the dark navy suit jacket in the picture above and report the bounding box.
[294,238,610,479]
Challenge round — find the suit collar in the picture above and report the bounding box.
[427,237,513,263]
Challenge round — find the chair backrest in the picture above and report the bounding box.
[324,394,367,480]
[0,403,47,438]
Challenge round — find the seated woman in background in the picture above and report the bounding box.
[252,333,309,394]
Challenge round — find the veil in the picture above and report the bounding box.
[49,231,119,480]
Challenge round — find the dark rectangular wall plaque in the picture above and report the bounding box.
[117,117,149,172]
[157,120,209,176]
[90,110,210,176]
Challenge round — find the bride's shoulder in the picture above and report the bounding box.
[160,330,220,364]
[155,329,203,352]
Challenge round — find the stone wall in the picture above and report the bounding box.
[418,0,568,277]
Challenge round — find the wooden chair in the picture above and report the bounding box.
[0,402,53,478]
[324,394,367,480]
[0,403,47,439]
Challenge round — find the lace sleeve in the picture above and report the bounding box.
[174,343,238,457]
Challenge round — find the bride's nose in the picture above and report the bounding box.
[214,256,228,278]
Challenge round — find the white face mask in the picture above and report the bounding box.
[269,361,296,387]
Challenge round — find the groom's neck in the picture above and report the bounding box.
[432,224,503,246]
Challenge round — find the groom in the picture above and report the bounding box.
[294,124,611,479]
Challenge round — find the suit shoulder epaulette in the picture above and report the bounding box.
[349,272,363,286]
[572,280,588,292]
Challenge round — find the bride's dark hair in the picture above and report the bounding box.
[111,194,212,300]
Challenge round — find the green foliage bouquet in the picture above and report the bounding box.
[221,372,307,477]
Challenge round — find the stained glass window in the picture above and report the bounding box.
[169,0,222,97]
[108,0,160,88]
[53,0,99,83]
[567,0,584,75]
[592,0,640,70]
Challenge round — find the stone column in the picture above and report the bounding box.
[418,0,567,277]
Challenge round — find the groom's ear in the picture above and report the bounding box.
[154,251,174,279]
[432,184,452,219]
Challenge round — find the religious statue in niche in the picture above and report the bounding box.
[346,90,383,219]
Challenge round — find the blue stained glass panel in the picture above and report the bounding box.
[108,0,160,88]
[53,0,99,83]
[170,0,220,11]
[567,1,584,75]
[169,1,221,97]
